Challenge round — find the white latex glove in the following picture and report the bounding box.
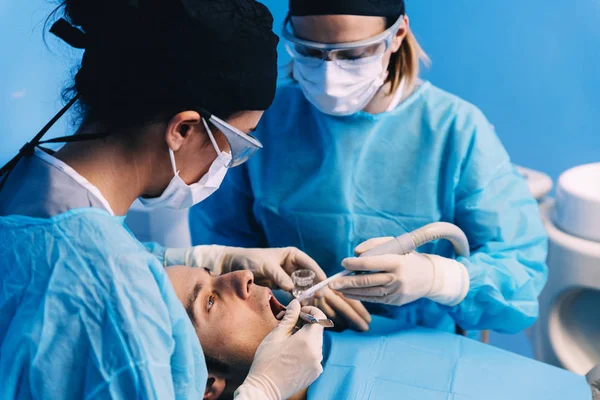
[329,237,470,307]
[234,300,325,400]
[305,287,371,332]
[164,245,327,293]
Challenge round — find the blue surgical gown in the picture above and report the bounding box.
[190,81,548,333]
[309,316,591,399]
[0,153,206,398]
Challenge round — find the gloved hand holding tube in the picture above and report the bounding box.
[326,223,472,308]
[234,300,325,400]
[330,237,470,307]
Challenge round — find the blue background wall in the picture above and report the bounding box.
[2,1,599,179]
[0,1,82,153]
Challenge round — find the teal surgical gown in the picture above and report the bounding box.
[0,153,206,399]
[190,81,548,333]
[309,316,591,399]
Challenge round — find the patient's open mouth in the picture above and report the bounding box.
[268,291,286,319]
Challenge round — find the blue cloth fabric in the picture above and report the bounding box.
[0,208,206,399]
[190,81,548,333]
[308,316,590,399]
[145,241,168,266]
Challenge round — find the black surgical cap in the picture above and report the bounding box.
[178,0,280,111]
[53,0,279,114]
[289,0,405,17]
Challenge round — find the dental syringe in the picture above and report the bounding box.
[295,222,470,303]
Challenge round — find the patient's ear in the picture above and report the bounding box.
[204,373,227,400]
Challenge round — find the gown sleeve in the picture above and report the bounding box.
[188,164,267,248]
[448,106,548,333]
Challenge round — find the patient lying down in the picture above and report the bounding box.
[166,266,594,400]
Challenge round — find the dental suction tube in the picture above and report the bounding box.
[295,222,470,302]
[361,222,470,258]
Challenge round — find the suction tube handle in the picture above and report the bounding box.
[361,222,470,258]
[360,234,416,258]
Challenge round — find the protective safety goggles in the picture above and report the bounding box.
[282,14,404,67]
[198,109,263,168]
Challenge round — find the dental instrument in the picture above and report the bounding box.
[299,312,335,328]
[276,308,335,328]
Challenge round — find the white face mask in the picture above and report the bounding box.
[293,56,386,116]
[139,119,232,210]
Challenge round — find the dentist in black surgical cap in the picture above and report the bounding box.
[0,0,327,399]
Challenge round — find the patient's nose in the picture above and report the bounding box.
[230,270,253,300]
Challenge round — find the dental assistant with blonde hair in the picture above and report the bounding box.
[188,0,548,335]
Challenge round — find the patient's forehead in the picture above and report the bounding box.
[166,266,212,298]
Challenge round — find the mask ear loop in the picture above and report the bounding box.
[169,118,222,180]
[168,148,179,176]
[202,118,221,155]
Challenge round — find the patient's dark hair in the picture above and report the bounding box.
[205,354,230,375]
[206,354,235,400]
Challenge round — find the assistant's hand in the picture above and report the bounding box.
[235,300,325,400]
[165,245,327,293]
[329,237,470,307]
[305,286,371,332]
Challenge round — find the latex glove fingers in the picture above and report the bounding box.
[278,247,328,282]
[334,252,435,307]
[343,283,411,305]
[341,254,408,272]
[338,252,470,307]
[238,247,326,297]
[322,287,370,332]
[164,245,227,273]
[238,300,324,400]
[319,287,372,323]
[301,305,328,320]
[308,295,336,320]
[336,279,408,305]
[275,299,303,335]
[343,294,372,324]
[354,236,395,255]
[328,271,394,291]
[275,247,327,297]
[166,246,328,297]
[336,283,399,299]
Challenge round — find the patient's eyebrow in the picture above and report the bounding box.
[186,282,203,327]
